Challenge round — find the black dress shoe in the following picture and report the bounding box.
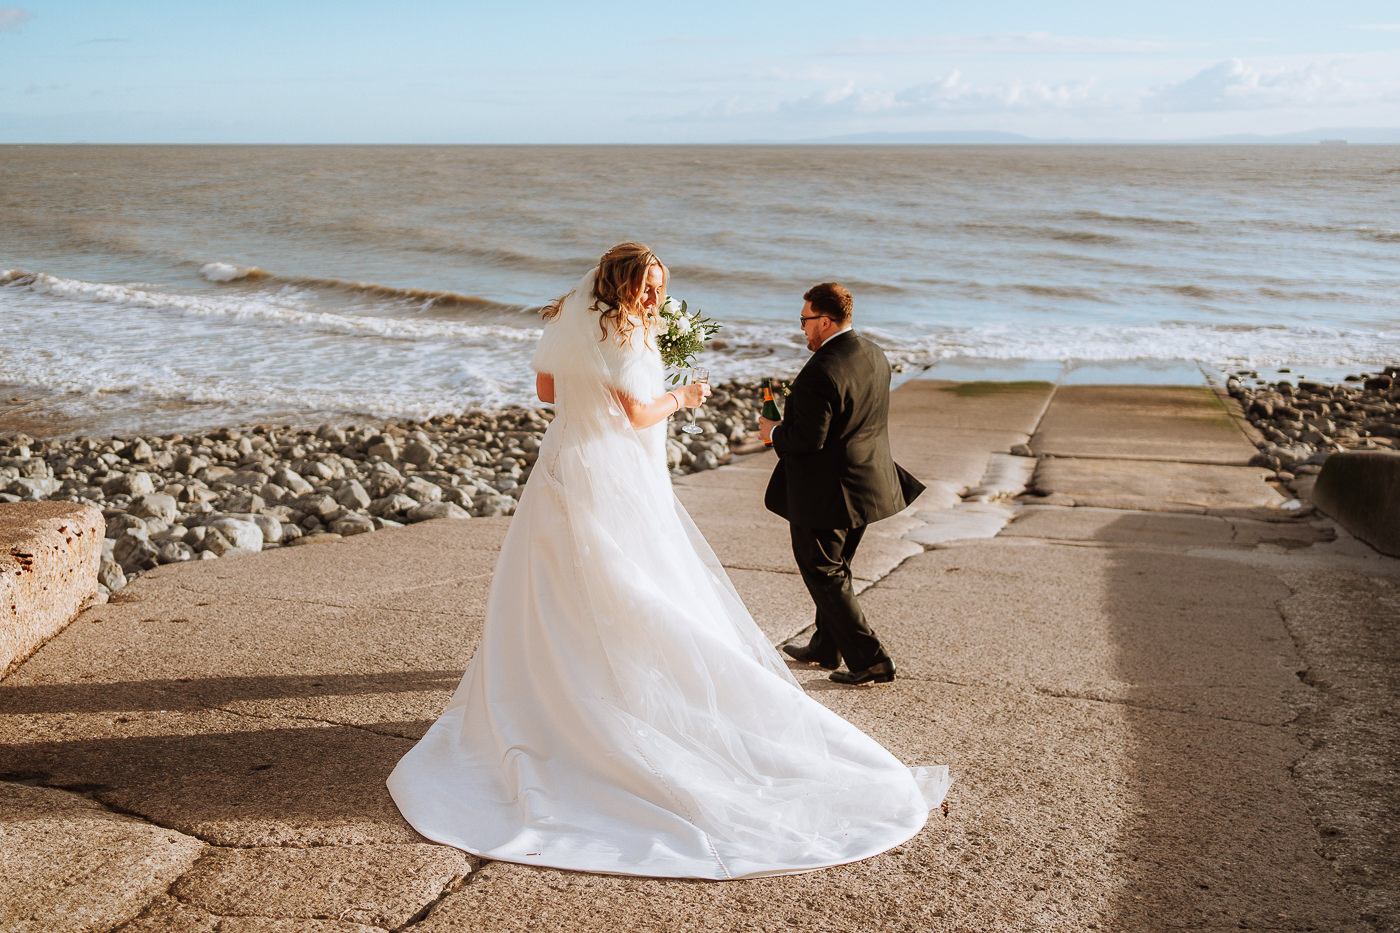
[782,642,841,671]
[830,660,896,686]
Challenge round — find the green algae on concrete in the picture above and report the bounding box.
[937,380,1054,398]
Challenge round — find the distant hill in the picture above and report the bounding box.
[766,126,1400,145]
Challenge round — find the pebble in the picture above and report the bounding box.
[0,380,778,595]
[1228,365,1400,491]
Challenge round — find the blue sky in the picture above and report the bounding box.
[2,1,1398,143]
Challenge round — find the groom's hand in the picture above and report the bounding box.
[758,416,780,444]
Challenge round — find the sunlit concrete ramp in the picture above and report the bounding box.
[1027,384,1288,513]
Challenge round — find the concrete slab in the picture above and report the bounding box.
[0,705,419,847]
[415,679,1358,933]
[0,501,104,676]
[858,542,1310,726]
[1003,505,1335,550]
[674,485,920,582]
[673,454,775,491]
[904,501,1016,547]
[1310,450,1400,557]
[1030,385,1254,463]
[0,782,205,933]
[888,380,1055,489]
[1028,457,1285,513]
[119,895,383,933]
[171,844,470,929]
[724,568,815,645]
[1281,568,1400,927]
[128,516,510,611]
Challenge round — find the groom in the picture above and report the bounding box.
[758,282,925,686]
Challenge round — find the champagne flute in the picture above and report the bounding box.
[681,367,708,435]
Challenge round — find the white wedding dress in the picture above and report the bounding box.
[387,269,950,879]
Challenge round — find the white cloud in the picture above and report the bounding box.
[839,31,1185,57]
[1144,58,1392,112]
[774,71,1100,118]
[0,8,32,32]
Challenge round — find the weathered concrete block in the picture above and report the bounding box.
[0,782,206,933]
[1310,450,1400,557]
[0,501,104,677]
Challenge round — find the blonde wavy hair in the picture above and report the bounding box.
[542,242,668,346]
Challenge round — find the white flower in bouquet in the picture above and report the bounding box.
[655,295,721,382]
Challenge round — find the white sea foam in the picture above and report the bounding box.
[21,271,541,345]
[200,261,256,283]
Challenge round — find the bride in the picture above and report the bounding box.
[387,242,949,880]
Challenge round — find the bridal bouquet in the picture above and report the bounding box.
[656,296,721,383]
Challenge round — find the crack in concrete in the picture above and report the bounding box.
[25,780,222,852]
[394,865,474,932]
[199,697,416,743]
[887,671,1288,727]
[162,578,491,617]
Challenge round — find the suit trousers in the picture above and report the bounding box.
[789,523,890,672]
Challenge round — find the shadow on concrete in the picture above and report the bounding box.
[0,670,460,715]
[0,672,457,843]
[1093,515,1358,931]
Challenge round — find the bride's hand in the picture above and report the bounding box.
[676,382,711,408]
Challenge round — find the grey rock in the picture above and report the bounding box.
[407,501,470,522]
[287,531,343,546]
[330,513,376,536]
[295,493,339,519]
[440,485,473,507]
[197,465,234,484]
[364,464,404,498]
[6,476,60,499]
[401,476,443,503]
[157,540,195,564]
[114,532,160,572]
[102,472,156,496]
[199,528,237,556]
[172,453,208,473]
[257,481,288,503]
[98,558,127,592]
[315,423,347,444]
[294,458,336,481]
[366,436,399,460]
[209,518,264,552]
[370,492,418,518]
[129,493,179,523]
[472,494,517,517]
[224,470,267,488]
[242,513,283,545]
[120,437,155,462]
[402,440,438,468]
[271,467,314,495]
[222,491,266,513]
[334,479,372,511]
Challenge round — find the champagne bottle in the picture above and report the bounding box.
[761,379,782,445]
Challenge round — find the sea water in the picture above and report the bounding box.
[2,144,1397,436]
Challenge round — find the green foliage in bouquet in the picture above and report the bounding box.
[656,297,721,384]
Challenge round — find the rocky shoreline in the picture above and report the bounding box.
[1227,365,1400,490]
[7,368,1398,599]
[0,381,773,596]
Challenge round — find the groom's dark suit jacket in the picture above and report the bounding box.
[764,330,924,530]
